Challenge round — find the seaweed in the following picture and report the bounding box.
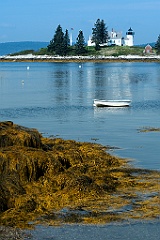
[0,121,159,228]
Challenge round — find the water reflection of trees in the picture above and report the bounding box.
[49,63,160,105]
[51,64,87,105]
[51,69,71,104]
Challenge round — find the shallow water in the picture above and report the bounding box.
[25,220,160,240]
[0,61,160,170]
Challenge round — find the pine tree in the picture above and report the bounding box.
[63,29,70,55]
[47,24,64,55]
[91,19,108,50]
[155,34,160,54]
[75,30,86,55]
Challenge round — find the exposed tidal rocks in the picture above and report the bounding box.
[0,121,159,228]
[0,226,25,240]
[1,54,160,62]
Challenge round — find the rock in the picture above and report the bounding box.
[0,226,24,240]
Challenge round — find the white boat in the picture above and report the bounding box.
[93,99,131,107]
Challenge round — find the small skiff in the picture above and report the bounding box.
[93,99,131,107]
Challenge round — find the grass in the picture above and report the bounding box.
[99,46,147,56]
[10,50,35,56]
[8,45,157,57]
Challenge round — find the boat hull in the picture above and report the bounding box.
[93,99,131,107]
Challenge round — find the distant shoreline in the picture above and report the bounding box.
[1,54,160,62]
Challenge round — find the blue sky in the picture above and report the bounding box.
[0,0,160,44]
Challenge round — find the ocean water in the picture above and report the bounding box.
[0,41,49,55]
[25,220,160,240]
[0,61,160,239]
[0,61,160,171]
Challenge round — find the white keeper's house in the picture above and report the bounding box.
[87,27,135,47]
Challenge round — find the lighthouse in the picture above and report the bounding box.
[125,27,135,46]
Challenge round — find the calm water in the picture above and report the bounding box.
[25,220,160,240]
[0,61,160,170]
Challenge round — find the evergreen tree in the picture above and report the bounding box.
[47,24,64,55]
[91,19,108,50]
[155,34,160,54]
[75,30,86,55]
[63,29,70,55]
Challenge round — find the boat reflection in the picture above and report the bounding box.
[93,105,131,116]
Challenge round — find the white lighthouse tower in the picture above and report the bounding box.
[125,27,135,46]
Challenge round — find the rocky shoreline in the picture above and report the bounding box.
[1,54,160,62]
[0,226,25,240]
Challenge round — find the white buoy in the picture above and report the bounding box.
[79,65,82,68]
[27,66,30,70]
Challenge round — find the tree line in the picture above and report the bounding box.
[47,19,108,55]
[47,18,160,56]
